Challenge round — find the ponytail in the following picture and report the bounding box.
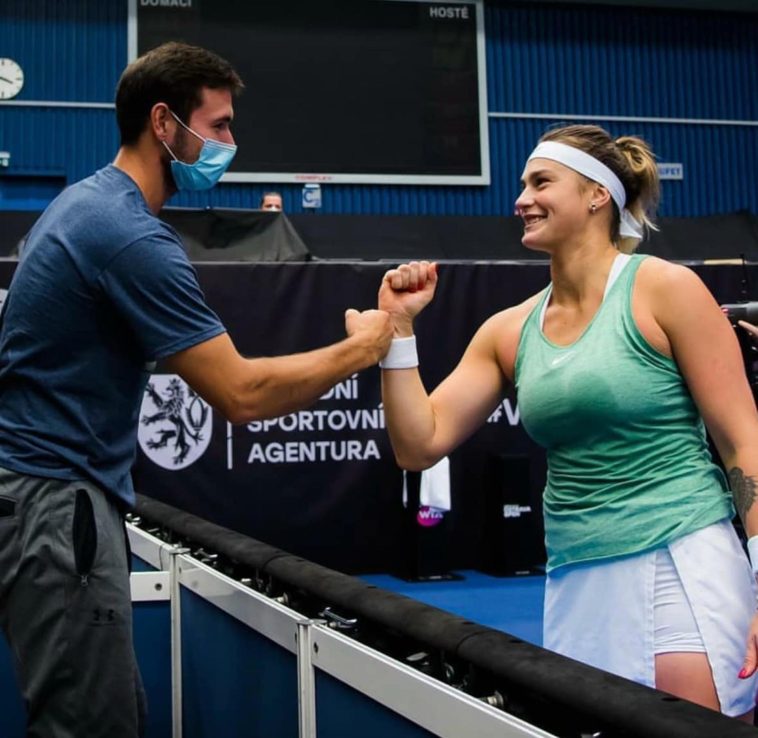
[614,136,660,253]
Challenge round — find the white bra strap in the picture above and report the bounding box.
[538,287,552,330]
[603,253,631,301]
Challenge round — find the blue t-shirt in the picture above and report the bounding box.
[0,165,226,506]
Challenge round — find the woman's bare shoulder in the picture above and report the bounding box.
[636,255,701,291]
[477,291,545,379]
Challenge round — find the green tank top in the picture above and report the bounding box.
[515,254,733,572]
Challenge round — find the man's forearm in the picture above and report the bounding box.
[233,335,380,423]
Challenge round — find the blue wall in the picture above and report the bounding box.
[0,0,755,216]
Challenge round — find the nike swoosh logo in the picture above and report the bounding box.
[550,352,575,367]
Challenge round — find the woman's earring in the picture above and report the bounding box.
[589,202,597,213]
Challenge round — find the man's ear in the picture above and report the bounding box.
[149,102,172,142]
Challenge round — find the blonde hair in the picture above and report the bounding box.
[540,125,660,253]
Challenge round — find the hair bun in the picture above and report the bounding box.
[614,136,654,174]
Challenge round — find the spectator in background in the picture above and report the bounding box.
[260,191,283,211]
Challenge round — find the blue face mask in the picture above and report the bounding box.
[163,111,237,191]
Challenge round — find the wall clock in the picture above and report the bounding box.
[0,58,24,100]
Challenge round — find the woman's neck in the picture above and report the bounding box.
[549,239,619,308]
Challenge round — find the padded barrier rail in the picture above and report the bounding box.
[133,493,756,738]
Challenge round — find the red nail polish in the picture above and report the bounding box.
[739,668,748,679]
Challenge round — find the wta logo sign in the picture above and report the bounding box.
[138,375,212,470]
[417,506,445,527]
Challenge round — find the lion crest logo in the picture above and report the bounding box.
[138,375,212,470]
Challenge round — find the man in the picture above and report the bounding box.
[260,191,284,211]
[0,42,391,737]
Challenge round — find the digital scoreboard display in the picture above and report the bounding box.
[130,0,490,185]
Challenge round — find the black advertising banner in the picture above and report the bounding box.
[130,261,551,575]
[0,259,754,573]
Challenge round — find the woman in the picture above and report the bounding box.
[378,124,758,720]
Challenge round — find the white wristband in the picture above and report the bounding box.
[748,536,758,577]
[379,336,418,370]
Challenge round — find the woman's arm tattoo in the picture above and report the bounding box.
[728,467,758,527]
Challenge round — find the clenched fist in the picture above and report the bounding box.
[378,261,438,336]
[344,308,393,364]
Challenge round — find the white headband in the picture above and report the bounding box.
[527,141,643,240]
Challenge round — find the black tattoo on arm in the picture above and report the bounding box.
[728,467,758,528]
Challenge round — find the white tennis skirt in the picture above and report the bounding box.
[543,519,757,716]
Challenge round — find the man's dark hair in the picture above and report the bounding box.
[260,191,283,205]
[115,42,244,146]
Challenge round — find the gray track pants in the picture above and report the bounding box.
[0,466,146,737]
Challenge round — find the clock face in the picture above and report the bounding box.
[0,58,24,100]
